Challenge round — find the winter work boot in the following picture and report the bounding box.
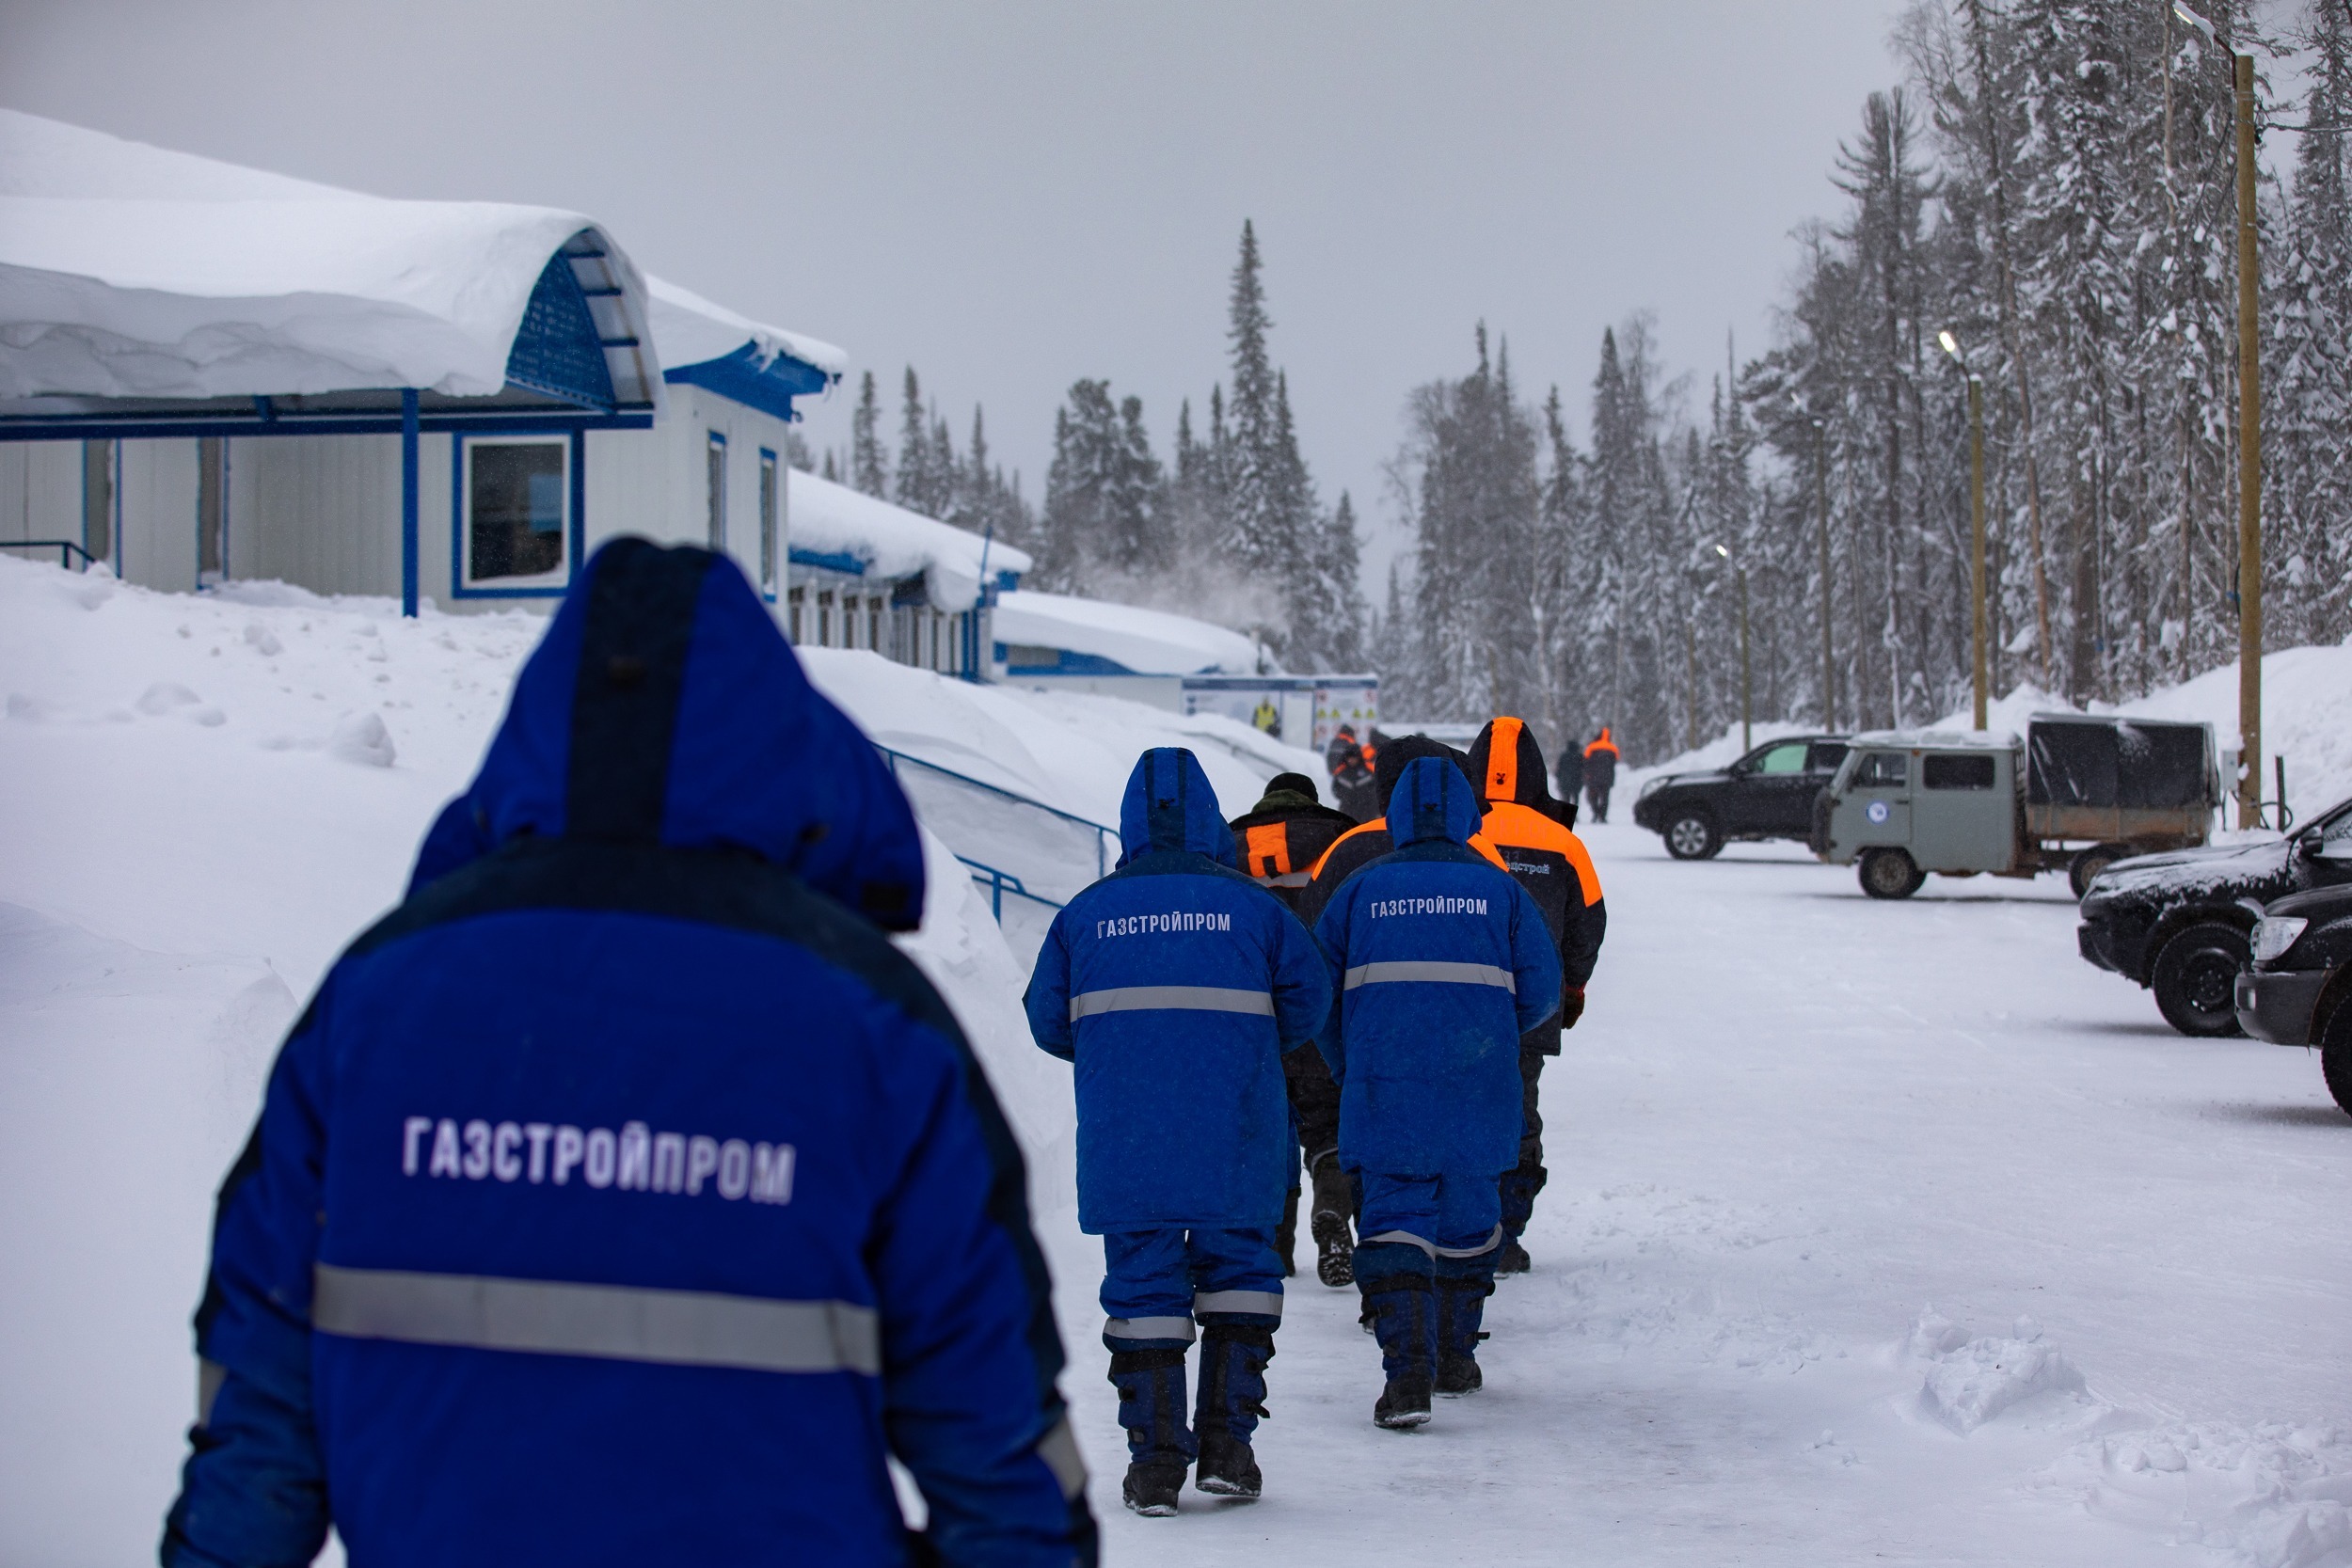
[1356,1243,1437,1431]
[1495,1162,1546,1277]
[1107,1347,1195,1512]
[1311,1161,1356,1288]
[1194,1321,1276,1498]
[1434,1272,1494,1396]
[1275,1186,1299,1279]
[1494,1238,1532,1276]
[1121,1461,1186,1517]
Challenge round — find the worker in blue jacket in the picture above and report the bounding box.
[163,539,1093,1568]
[1025,749,1329,1516]
[1311,756,1561,1430]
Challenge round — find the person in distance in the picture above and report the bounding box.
[1462,717,1608,1274]
[1025,749,1329,1516]
[162,539,1093,1568]
[1311,756,1562,1429]
[1582,727,1621,823]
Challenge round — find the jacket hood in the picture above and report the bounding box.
[1118,748,1235,868]
[1386,755,1482,847]
[1468,717,1555,809]
[1373,734,1473,812]
[405,537,926,930]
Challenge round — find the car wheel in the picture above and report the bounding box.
[2150,922,2249,1037]
[2068,843,2129,900]
[2321,1000,2352,1119]
[1664,810,1721,861]
[1859,847,1925,900]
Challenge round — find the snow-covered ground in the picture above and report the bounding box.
[4,555,2348,1567]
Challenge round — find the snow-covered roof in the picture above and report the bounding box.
[0,111,649,414]
[648,277,844,380]
[789,468,1031,610]
[992,589,1263,676]
[1849,728,2018,749]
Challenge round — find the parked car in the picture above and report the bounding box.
[2234,883,2352,1121]
[1812,715,2220,901]
[2081,793,2352,1037]
[1633,734,1851,859]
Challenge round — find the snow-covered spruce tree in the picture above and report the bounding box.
[1318,491,1371,672]
[850,371,889,499]
[1038,380,1117,592]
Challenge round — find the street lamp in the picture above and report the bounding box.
[2174,0,2265,830]
[1714,542,1752,753]
[1789,392,1833,730]
[1938,330,1990,731]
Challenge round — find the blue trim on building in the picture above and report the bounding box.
[662,342,832,425]
[501,251,618,412]
[788,546,866,576]
[400,389,420,617]
[0,412,652,442]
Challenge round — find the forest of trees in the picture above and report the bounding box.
[809,224,1368,673]
[1380,0,2352,763]
[814,0,2350,765]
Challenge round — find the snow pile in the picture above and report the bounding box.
[787,469,1033,613]
[1907,1309,2089,1433]
[2038,1421,2352,1567]
[647,274,845,379]
[993,587,1266,676]
[0,109,651,403]
[1623,720,1826,789]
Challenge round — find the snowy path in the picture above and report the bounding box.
[1048,821,2352,1566]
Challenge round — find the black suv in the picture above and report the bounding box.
[2235,882,2352,1119]
[1633,735,1851,860]
[2078,793,2352,1037]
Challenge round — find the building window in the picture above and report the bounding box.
[707,432,728,551]
[786,585,804,643]
[757,449,779,596]
[817,589,834,647]
[197,437,228,585]
[463,437,568,586]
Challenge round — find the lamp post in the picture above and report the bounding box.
[2175,1,2264,829]
[1937,330,1990,730]
[1714,543,1751,754]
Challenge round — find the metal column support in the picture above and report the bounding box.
[400,389,421,618]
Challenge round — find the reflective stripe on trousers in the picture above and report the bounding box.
[1363,1224,1505,1259]
[1069,985,1276,1022]
[1343,961,1516,992]
[311,1262,881,1375]
[1104,1288,1285,1340]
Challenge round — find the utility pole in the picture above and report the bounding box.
[2233,49,2263,829]
[1714,543,1752,753]
[2177,3,2265,829]
[1940,331,1991,729]
[1815,421,1833,731]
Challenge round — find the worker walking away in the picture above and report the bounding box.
[1026,750,1329,1514]
[1326,725,1377,822]
[1582,727,1621,823]
[1229,772,1361,1275]
[163,540,1094,1568]
[1312,756,1560,1427]
[1291,736,1507,1289]
[1464,718,1608,1274]
[1552,736,1585,829]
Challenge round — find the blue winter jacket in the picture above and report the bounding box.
[1024,750,1330,1234]
[1311,756,1562,1179]
[164,540,1093,1568]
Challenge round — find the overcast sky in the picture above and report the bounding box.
[1,0,1916,576]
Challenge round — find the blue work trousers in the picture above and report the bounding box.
[1354,1170,1503,1261]
[1100,1227,1282,1350]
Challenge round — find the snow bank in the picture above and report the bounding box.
[647,274,845,380]
[993,587,1265,676]
[2039,1420,2352,1567]
[787,470,1033,613]
[1907,1309,2089,1433]
[0,109,653,403]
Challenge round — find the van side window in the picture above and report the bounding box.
[1923,753,1997,791]
[1855,752,1907,787]
[1806,742,1849,774]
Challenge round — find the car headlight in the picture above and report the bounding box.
[2252,915,2309,965]
[1638,777,1665,799]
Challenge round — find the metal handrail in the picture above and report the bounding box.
[2,539,99,572]
[956,855,1066,921]
[872,742,1118,880]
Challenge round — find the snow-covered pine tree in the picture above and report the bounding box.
[850,372,888,499]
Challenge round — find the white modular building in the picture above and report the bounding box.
[0,109,839,617]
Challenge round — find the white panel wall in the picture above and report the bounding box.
[117,438,199,593]
[228,433,405,598]
[0,443,83,554]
